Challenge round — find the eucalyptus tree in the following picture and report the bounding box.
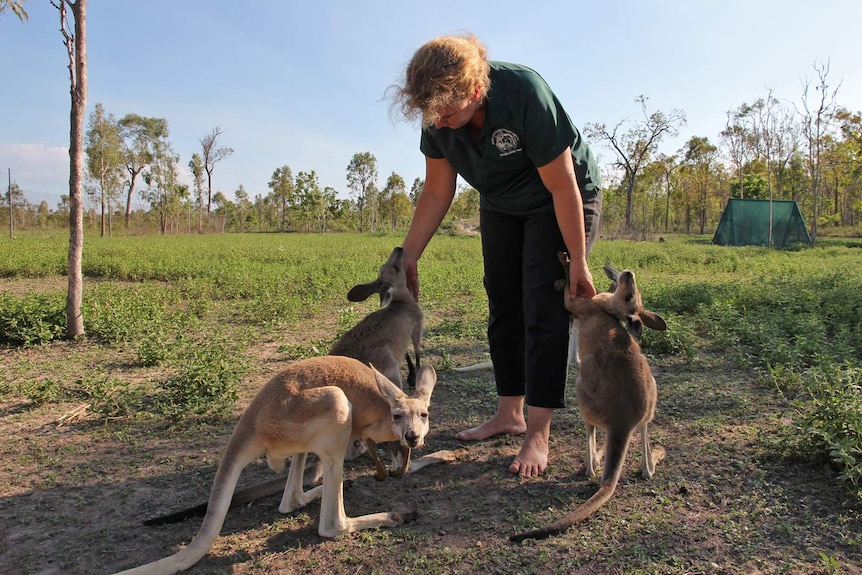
[1,181,26,235]
[211,191,232,233]
[820,138,858,226]
[409,177,424,206]
[834,108,862,226]
[199,126,234,215]
[141,133,180,234]
[721,109,756,198]
[654,153,681,233]
[321,186,338,233]
[680,136,721,235]
[85,103,124,236]
[0,0,28,21]
[51,0,87,339]
[769,99,803,200]
[799,61,840,243]
[815,109,860,227]
[585,95,686,229]
[268,165,295,231]
[346,152,378,232]
[635,160,668,238]
[837,108,862,150]
[188,153,206,232]
[295,170,325,232]
[118,114,165,228]
[233,184,252,232]
[450,184,480,222]
[380,172,410,231]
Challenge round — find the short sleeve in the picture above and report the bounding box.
[420,129,446,159]
[521,78,577,168]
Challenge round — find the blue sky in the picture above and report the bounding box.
[1,0,860,208]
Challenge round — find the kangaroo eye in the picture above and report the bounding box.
[421,412,429,419]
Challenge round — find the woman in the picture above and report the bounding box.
[391,34,602,477]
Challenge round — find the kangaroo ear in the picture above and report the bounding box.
[557,251,570,265]
[555,251,570,293]
[624,315,644,339]
[371,364,405,404]
[378,284,394,307]
[347,281,381,302]
[411,365,437,406]
[603,263,620,293]
[640,310,667,332]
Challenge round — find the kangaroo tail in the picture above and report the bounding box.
[112,444,256,575]
[510,432,631,543]
[453,361,493,373]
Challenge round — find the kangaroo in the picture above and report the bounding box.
[510,253,667,543]
[112,355,437,575]
[143,247,464,527]
[328,246,469,479]
[330,246,423,391]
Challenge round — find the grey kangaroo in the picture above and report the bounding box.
[510,253,667,542]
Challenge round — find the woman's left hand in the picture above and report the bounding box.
[568,256,596,298]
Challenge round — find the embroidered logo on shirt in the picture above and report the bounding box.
[491,128,523,157]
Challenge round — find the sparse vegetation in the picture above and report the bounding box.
[1,232,861,574]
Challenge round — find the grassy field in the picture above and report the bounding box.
[1,231,861,574]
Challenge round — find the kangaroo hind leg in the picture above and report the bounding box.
[279,453,324,513]
[639,422,665,479]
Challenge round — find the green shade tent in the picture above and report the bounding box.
[712,198,812,247]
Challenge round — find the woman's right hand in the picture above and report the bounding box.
[404,252,420,301]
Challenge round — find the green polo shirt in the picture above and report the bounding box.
[420,61,602,215]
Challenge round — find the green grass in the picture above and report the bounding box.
[1,231,861,496]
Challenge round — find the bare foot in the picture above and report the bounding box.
[508,433,549,477]
[508,406,552,477]
[455,396,527,441]
[455,413,526,441]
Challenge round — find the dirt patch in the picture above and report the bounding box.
[2,339,861,574]
[0,276,69,296]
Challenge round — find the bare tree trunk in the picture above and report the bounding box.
[124,168,140,229]
[125,182,133,228]
[56,0,87,339]
[100,183,106,237]
[625,176,635,227]
[7,168,13,240]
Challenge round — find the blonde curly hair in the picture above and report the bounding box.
[389,34,491,128]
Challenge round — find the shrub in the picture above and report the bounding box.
[18,377,64,405]
[87,375,146,420]
[0,293,66,346]
[776,364,862,498]
[136,326,178,367]
[640,313,697,361]
[83,284,174,345]
[158,339,248,419]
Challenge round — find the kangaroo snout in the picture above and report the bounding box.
[390,398,429,450]
[403,430,420,448]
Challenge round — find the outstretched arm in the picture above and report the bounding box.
[401,156,458,300]
[537,148,596,299]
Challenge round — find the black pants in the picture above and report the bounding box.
[479,191,602,408]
